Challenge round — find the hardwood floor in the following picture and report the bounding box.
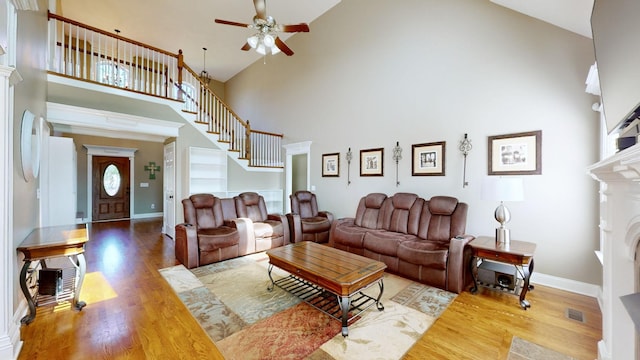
[18,219,601,359]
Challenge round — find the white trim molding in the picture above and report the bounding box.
[283,141,312,214]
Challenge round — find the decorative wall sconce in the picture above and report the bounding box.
[459,133,472,188]
[346,147,353,185]
[392,141,402,186]
[144,162,161,180]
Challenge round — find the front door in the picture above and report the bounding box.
[92,156,130,221]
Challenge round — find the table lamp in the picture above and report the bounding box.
[482,177,524,244]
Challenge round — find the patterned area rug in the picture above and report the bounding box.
[508,336,575,360]
[160,252,457,360]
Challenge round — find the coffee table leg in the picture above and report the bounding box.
[375,279,385,311]
[267,264,275,291]
[19,260,36,324]
[340,296,350,337]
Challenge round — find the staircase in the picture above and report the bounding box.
[46,12,283,170]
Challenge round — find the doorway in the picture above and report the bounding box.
[283,141,311,213]
[92,156,130,221]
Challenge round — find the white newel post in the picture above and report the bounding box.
[588,145,640,360]
[0,65,20,359]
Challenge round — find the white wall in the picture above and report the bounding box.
[225,0,601,285]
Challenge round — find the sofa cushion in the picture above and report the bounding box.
[363,230,417,257]
[397,240,449,270]
[197,226,240,251]
[354,193,387,229]
[253,219,284,239]
[380,193,423,235]
[332,222,369,249]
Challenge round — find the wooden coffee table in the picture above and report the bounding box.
[266,242,386,336]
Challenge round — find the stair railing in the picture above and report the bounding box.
[47,12,283,168]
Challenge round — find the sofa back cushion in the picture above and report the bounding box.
[183,194,224,230]
[418,196,468,241]
[220,197,238,221]
[380,193,424,235]
[290,191,319,218]
[354,193,387,229]
[235,192,269,222]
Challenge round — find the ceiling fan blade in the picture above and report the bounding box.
[241,42,251,51]
[275,37,294,56]
[278,23,310,33]
[215,19,251,28]
[253,0,267,20]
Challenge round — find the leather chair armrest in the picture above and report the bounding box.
[328,217,354,247]
[446,234,475,294]
[268,213,291,244]
[286,213,302,243]
[174,223,199,269]
[318,211,335,224]
[228,218,254,255]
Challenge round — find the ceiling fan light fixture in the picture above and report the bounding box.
[263,34,275,48]
[256,44,267,55]
[247,35,259,49]
[271,45,281,55]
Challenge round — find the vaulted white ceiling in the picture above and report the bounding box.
[56,0,593,83]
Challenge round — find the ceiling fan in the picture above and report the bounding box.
[215,0,310,56]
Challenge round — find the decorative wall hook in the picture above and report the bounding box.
[144,162,161,180]
[392,141,402,186]
[459,133,472,188]
[346,148,353,185]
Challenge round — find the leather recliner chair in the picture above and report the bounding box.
[175,194,241,269]
[287,190,334,243]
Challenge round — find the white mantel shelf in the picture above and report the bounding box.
[588,143,640,182]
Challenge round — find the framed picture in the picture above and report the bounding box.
[412,141,446,176]
[360,148,384,176]
[488,130,542,175]
[322,152,340,177]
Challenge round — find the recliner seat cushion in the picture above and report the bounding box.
[332,223,368,249]
[397,240,448,270]
[253,220,284,239]
[301,216,331,233]
[363,230,416,256]
[197,226,240,251]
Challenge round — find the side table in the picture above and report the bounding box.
[469,236,536,309]
[17,224,89,324]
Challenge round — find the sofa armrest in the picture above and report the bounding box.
[268,213,291,244]
[174,223,199,269]
[227,218,254,255]
[318,211,335,224]
[446,234,475,294]
[328,217,355,247]
[286,213,302,243]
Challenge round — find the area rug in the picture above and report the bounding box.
[508,336,575,360]
[160,252,457,360]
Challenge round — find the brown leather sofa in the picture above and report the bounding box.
[175,192,289,269]
[287,190,334,243]
[329,192,474,293]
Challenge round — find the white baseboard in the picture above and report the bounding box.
[2,301,25,360]
[133,212,163,219]
[531,271,601,298]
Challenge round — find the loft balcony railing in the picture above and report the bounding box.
[47,12,283,168]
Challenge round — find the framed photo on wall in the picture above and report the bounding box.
[412,141,446,176]
[322,152,340,177]
[360,148,384,176]
[488,130,542,175]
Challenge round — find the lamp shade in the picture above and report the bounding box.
[481,177,524,202]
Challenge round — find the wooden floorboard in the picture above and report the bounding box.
[17,219,601,359]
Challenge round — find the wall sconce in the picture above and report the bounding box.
[392,141,402,186]
[458,133,472,188]
[346,147,353,185]
[144,162,161,180]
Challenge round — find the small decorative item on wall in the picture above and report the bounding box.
[322,153,340,177]
[360,148,384,176]
[459,133,473,187]
[144,161,161,180]
[346,148,353,185]
[412,141,446,176]
[392,141,402,186]
[488,130,542,175]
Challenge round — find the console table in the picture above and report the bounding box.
[469,236,536,309]
[17,224,89,324]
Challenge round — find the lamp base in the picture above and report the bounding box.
[496,227,510,244]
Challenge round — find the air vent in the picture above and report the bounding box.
[566,308,585,323]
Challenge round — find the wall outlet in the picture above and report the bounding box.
[151,203,155,210]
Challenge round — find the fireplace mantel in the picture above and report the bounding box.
[588,143,640,360]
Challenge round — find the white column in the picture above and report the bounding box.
[0,65,20,360]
